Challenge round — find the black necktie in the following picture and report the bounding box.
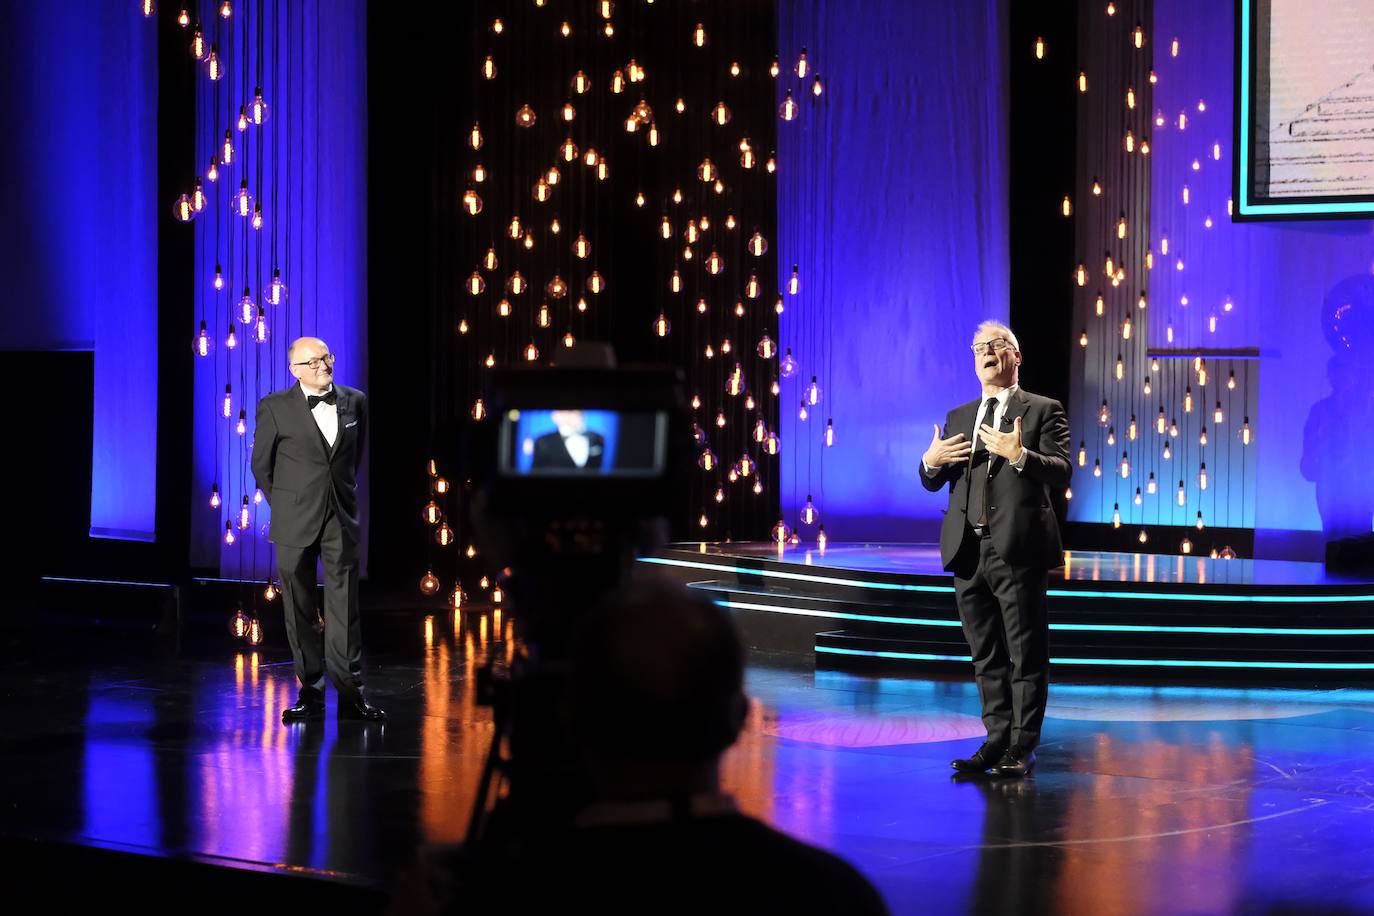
[307,389,337,409]
[967,397,999,529]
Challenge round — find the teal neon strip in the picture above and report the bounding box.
[816,646,1374,670]
[642,556,1374,604]
[711,598,1374,636]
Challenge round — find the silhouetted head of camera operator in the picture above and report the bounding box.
[568,577,749,802]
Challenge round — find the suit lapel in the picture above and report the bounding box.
[989,388,1030,475]
[330,387,350,461]
[289,382,332,463]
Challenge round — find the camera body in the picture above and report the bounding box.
[461,363,692,841]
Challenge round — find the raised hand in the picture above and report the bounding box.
[923,423,972,468]
[980,415,1024,463]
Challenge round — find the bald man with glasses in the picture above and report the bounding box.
[920,321,1070,777]
[251,337,384,723]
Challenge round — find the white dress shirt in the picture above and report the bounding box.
[563,433,591,468]
[302,383,338,447]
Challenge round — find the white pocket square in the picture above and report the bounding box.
[345,420,358,428]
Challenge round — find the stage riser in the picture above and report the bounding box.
[645,549,1374,678]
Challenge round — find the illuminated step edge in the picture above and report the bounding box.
[642,556,1374,604]
[816,645,1374,671]
[709,597,1374,636]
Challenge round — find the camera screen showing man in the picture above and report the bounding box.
[530,410,606,470]
[502,409,666,477]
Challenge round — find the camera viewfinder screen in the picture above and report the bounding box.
[499,409,667,477]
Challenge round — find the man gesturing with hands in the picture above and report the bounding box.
[920,321,1071,778]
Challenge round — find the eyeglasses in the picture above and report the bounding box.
[291,353,335,370]
[970,338,1012,355]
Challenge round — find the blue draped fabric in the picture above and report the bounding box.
[775,0,1010,541]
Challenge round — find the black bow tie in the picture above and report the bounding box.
[307,390,337,409]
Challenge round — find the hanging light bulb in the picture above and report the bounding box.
[1120,452,1130,478]
[1115,354,1124,380]
[471,398,487,420]
[206,156,219,183]
[1075,264,1087,287]
[764,431,780,454]
[1034,36,1046,59]
[771,517,791,545]
[1242,417,1252,445]
[225,321,237,350]
[237,286,254,324]
[1184,386,1193,412]
[219,0,232,17]
[1163,439,1173,460]
[250,87,268,125]
[190,23,206,59]
[779,91,798,121]
[1122,316,1132,339]
[236,409,247,436]
[1079,329,1088,348]
[1107,427,1116,446]
[1170,417,1179,437]
[1214,401,1224,424]
[524,342,540,362]
[207,45,222,80]
[467,271,485,295]
[1077,442,1087,467]
[234,180,252,217]
[193,320,212,357]
[1098,401,1110,426]
[1199,463,1209,490]
[251,203,263,230]
[483,56,497,79]
[537,303,551,328]
[1091,177,1102,195]
[1177,480,1186,505]
[652,313,670,337]
[254,306,268,343]
[610,70,624,93]
[693,22,706,46]
[1112,503,1121,527]
[419,571,441,595]
[143,0,156,17]
[706,250,723,274]
[209,483,221,509]
[1147,472,1157,494]
[587,272,605,294]
[172,193,194,222]
[224,521,235,545]
[1180,537,1193,554]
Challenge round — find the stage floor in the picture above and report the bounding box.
[6,603,1374,913]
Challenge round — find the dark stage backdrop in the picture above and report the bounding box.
[369,2,782,590]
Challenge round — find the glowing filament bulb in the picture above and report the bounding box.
[236,409,247,436]
[470,123,483,149]
[1208,314,1218,334]
[1107,428,1116,446]
[1098,401,1110,426]
[693,22,706,46]
[1121,453,1130,478]
[1128,416,1138,440]
[524,342,540,361]
[1095,293,1105,316]
[661,216,672,239]
[611,71,624,93]
[237,287,254,324]
[1079,330,1088,348]
[799,401,809,421]
[706,250,723,274]
[1078,443,1087,467]
[1184,387,1193,412]
[221,129,234,164]
[1156,409,1166,434]
[1172,37,1180,56]
[1115,354,1124,380]
[1170,418,1179,437]
[1118,214,1128,236]
[1214,402,1224,424]
[467,272,484,295]
[194,320,211,357]
[1228,371,1236,391]
[1199,426,1208,446]
[225,322,237,349]
[207,46,222,80]
[1034,36,1045,59]
[251,204,263,230]
[1147,473,1157,495]
[1062,196,1073,217]
[1182,185,1190,205]
[1065,487,1073,500]
[1076,264,1087,287]
[254,306,267,342]
[1199,464,1208,490]
[805,377,822,406]
[225,522,235,545]
[779,92,797,121]
[483,56,496,79]
[238,497,251,530]
[537,303,551,328]
[1092,178,1102,195]
[1122,316,1132,340]
[1077,72,1087,93]
[1112,503,1121,527]
[1242,417,1252,445]
[1178,111,1187,130]
[1178,481,1186,505]
[208,483,221,509]
[234,180,252,217]
[653,313,670,337]
[1138,292,1148,310]
[788,266,800,295]
[1094,460,1102,478]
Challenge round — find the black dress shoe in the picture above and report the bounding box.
[991,744,1035,778]
[951,742,1006,773]
[281,698,325,723]
[337,697,387,722]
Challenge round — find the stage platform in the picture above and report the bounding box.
[641,543,1374,679]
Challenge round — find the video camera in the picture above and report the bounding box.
[461,355,692,842]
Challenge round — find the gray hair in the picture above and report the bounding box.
[972,320,1019,353]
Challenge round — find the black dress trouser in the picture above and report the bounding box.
[275,492,364,701]
[952,532,1050,751]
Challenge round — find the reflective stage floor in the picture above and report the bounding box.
[5,605,1374,914]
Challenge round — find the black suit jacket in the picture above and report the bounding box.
[920,388,1071,572]
[531,431,605,470]
[251,382,367,549]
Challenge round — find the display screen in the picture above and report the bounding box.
[498,409,668,477]
[1237,0,1374,218]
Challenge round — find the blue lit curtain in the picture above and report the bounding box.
[775,0,1010,541]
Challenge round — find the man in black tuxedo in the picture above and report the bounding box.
[530,409,605,470]
[251,337,384,723]
[920,321,1070,777]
